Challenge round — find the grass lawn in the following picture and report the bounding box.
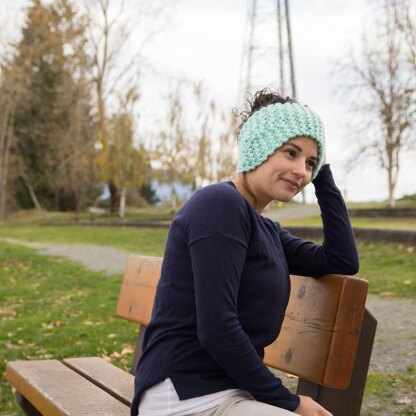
[281,215,416,230]
[362,368,416,416]
[1,238,415,415]
[0,223,415,298]
[0,224,169,256]
[356,241,416,298]
[0,242,138,415]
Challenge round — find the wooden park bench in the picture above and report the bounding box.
[6,255,377,416]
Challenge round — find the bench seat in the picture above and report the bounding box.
[6,360,130,415]
[63,357,134,406]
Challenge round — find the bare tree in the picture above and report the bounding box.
[188,83,237,190]
[85,0,162,212]
[153,80,194,212]
[393,0,416,71]
[337,0,416,207]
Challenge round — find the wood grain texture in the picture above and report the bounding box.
[63,357,134,406]
[264,274,368,388]
[116,255,161,324]
[6,360,130,415]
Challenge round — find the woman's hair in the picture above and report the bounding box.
[233,88,296,210]
[234,88,297,130]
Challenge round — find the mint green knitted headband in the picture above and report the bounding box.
[237,102,325,179]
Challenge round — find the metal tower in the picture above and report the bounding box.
[238,0,297,102]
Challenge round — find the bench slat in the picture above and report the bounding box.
[6,360,130,416]
[264,274,368,389]
[63,357,134,406]
[116,255,160,324]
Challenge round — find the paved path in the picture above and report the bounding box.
[2,237,416,414]
[264,204,320,221]
[2,238,129,275]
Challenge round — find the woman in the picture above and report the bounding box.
[131,89,359,416]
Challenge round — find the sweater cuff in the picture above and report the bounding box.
[283,393,301,412]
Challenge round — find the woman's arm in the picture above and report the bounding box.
[185,184,300,411]
[279,164,359,277]
[190,234,300,411]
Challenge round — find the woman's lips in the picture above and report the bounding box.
[281,178,299,189]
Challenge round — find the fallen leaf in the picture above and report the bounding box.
[395,396,412,405]
[0,307,17,317]
[121,346,134,356]
[101,354,113,362]
[379,291,395,297]
[4,341,15,349]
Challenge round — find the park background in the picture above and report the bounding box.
[0,0,415,415]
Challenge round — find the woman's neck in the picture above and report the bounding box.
[231,175,267,214]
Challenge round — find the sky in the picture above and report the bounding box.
[138,0,415,203]
[2,0,415,203]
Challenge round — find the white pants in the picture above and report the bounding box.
[192,395,297,416]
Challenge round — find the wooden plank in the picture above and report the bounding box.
[323,276,369,387]
[297,309,378,416]
[116,255,161,324]
[6,360,130,416]
[63,357,134,406]
[264,274,368,389]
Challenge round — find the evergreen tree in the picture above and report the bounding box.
[9,0,98,211]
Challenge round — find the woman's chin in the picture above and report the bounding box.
[275,195,293,203]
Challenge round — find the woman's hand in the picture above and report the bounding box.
[294,395,333,416]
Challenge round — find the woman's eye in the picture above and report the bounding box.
[307,160,316,169]
[286,149,296,158]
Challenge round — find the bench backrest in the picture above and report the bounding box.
[116,255,368,390]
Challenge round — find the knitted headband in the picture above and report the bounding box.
[237,102,325,179]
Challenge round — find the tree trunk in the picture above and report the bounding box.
[109,181,119,213]
[0,90,17,220]
[19,166,48,221]
[119,185,126,218]
[387,163,396,208]
[171,185,177,213]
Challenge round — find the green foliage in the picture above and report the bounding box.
[6,0,97,212]
[399,193,416,202]
[140,183,161,205]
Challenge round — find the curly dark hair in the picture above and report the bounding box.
[234,88,297,130]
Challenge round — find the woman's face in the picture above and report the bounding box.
[247,136,318,205]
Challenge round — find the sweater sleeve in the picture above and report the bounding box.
[279,164,359,277]
[185,185,300,411]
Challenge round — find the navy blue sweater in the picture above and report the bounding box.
[131,164,359,414]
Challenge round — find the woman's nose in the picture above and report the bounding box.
[292,159,307,178]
